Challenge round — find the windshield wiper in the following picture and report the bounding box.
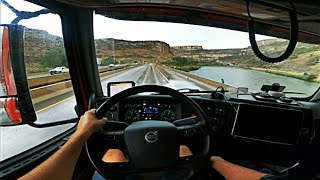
[177,88,212,93]
[283,92,306,95]
[178,88,200,93]
[1,0,53,24]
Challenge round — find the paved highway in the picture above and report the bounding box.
[0,64,208,161]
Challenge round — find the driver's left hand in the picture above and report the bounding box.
[75,109,108,139]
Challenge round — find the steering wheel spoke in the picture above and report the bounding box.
[103,120,128,131]
[173,116,199,126]
[178,123,204,139]
[100,130,124,141]
[96,121,127,148]
[174,117,205,140]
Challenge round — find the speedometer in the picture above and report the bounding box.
[125,109,140,122]
[161,109,175,121]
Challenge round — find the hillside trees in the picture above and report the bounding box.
[41,48,67,68]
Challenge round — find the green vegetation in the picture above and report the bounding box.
[293,46,320,56]
[174,65,201,72]
[162,57,201,72]
[307,56,319,66]
[250,68,318,82]
[100,56,117,66]
[164,57,192,66]
[40,48,67,68]
[277,71,318,82]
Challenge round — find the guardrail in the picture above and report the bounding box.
[157,65,237,91]
[30,66,135,104]
[27,66,124,89]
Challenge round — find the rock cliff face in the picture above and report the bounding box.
[96,39,170,52]
[171,46,203,51]
[24,28,173,65]
[171,47,238,61]
[95,39,173,63]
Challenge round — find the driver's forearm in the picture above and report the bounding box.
[211,157,267,180]
[20,132,88,180]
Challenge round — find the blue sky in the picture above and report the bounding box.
[1,0,271,49]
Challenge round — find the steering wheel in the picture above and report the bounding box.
[86,85,211,179]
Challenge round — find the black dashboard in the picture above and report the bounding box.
[97,93,318,169]
[119,96,181,123]
[103,95,182,124]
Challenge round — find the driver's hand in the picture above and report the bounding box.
[102,146,193,163]
[75,109,108,139]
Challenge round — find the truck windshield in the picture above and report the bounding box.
[94,13,320,97]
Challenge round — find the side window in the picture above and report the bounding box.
[0,0,76,161]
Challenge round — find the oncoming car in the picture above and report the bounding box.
[49,66,69,75]
[1,0,320,179]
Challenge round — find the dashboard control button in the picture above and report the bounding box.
[110,105,118,112]
[161,104,168,108]
[169,104,175,109]
[133,104,140,108]
[125,104,132,109]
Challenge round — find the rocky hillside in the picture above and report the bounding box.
[24,28,173,73]
[95,39,173,63]
[24,28,64,67]
[171,39,320,77]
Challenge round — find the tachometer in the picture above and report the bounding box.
[125,109,140,122]
[161,109,175,121]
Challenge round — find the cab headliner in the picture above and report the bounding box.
[49,0,320,44]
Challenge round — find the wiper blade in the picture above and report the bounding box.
[177,88,212,93]
[178,88,200,93]
[283,92,306,95]
[1,0,53,24]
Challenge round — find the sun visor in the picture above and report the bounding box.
[95,4,320,45]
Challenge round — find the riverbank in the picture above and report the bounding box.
[248,67,320,83]
[189,66,319,96]
[171,64,320,83]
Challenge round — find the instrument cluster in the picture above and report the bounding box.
[121,100,178,123]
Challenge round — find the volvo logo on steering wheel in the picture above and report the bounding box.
[145,131,159,143]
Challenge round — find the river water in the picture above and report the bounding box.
[191,66,320,97]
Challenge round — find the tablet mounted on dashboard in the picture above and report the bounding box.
[231,103,303,146]
[107,81,135,97]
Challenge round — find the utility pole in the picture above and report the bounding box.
[112,39,116,64]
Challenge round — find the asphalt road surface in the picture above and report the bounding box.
[0,64,207,161]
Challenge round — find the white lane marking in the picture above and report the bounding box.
[142,65,151,85]
[151,65,159,85]
[101,65,148,91]
[155,67,176,89]
[36,96,75,113]
[135,65,148,85]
